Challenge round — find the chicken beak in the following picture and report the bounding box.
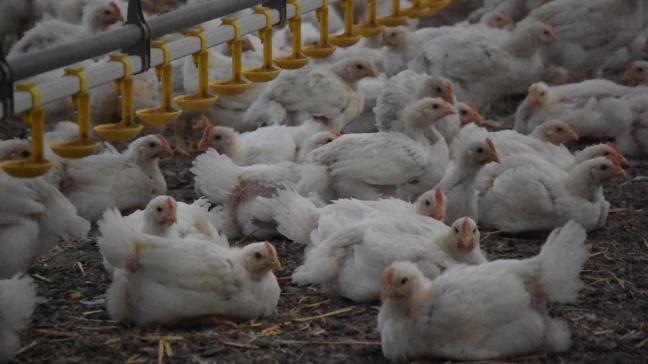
[486,138,500,164]
[264,241,282,271]
[365,65,378,78]
[116,12,125,22]
[457,218,475,252]
[568,129,579,142]
[528,87,540,105]
[380,286,394,301]
[615,166,628,178]
[155,135,174,158]
[198,124,214,151]
[622,66,640,85]
[642,38,648,53]
[617,155,630,168]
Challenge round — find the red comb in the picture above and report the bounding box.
[434,187,444,204]
[108,2,120,14]
[385,267,395,284]
[202,123,214,138]
[462,217,470,231]
[606,141,620,153]
[607,154,621,168]
[466,101,479,113]
[330,129,343,137]
[155,134,171,148]
[486,138,497,152]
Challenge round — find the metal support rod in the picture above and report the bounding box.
[1,0,334,120]
[123,0,152,73]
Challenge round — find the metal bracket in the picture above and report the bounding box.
[0,48,14,121]
[262,0,288,27]
[123,0,152,73]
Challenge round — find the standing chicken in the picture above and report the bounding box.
[378,221,589,361]
[98,209,281,326]
[47,134,173,221]
[243,58,377,130]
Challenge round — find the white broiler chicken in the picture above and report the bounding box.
[192,151,306,239]
[243,58,377,130]
[306,98,454,201]
[0,275,38,361]
[8,1,124,57]
[269,186,446,245]
[378,221,589,362]
[474,0,545,23]
[374,70,460,142]
[98,209,281,326]
[479,154,627,232]
[292,215,486,302]
[528,0,644,75]
[409,18,557,109]
[196,119,338,166]
[438,136,500,223]
[0,139,90,278]
[47,134,173,221]
[514,81,632,137]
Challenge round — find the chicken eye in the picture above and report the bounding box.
[454,227,459,233]
[156,207,162,212]
[324,138,333,143]
[104,10,111,15]
[600,165,608,170]
[20,150,31,158]
[539,91,546,96]
[472,228,476,233]
[638,67,644,73]
[254,252,263,259]
[400,277,408,285]
[409,178,420,185]
[424,200,430,206]
[476,147,484,153]
[148,142,157,148]
[355,64,364,70]
[214,135,222,141]
[460,110,467,115]
[435,87,443,93]
[603,151,610,156]
[543,30,549,35]
[432,104,439,109]
[556,127,563,132]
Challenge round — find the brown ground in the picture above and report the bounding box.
[3,108,648,364]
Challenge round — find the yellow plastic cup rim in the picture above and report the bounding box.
[329,34,361,48]
[273,56,310,70]
[173,93,219,111]
[210,80,250,96]
[302,44,337,58]
[1,159,52,178]
[136,108,182,125]
[242,67,281,82]
[94,123,144,142]
[49,138,101,159]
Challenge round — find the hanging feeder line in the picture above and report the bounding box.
[0,0,344,120]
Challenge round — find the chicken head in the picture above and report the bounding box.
[485,11,514,30]
[198,124,237,155]
[380,262,424,301]
[243,241,282,277]
[457,102,485,127]
[536,120,579,144]
[380,26,409,49]
[449,217,479,253]
[0,139,31,161]
[144,196,178,229]
[135,134,174,160]
[422,77,455,105]
[622,61,648,85]
[415,187,446,221]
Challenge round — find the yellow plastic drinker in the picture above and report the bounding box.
[378,0,409,26]
[94,54,144,142]
[1,84,52,178]
[302,0,337,58]
[174,28,219,110]
[402,0,431,18]
[274,0,310,69]
[354,0,384,37]
[329,0,361,47]
[210,19,251,95]
[50,68,101,159]
[136,41,182,126]
[242,7,281,82]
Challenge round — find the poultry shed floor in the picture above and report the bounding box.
[4,107,648,364]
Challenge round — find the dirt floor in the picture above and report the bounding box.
[3,110,648,364]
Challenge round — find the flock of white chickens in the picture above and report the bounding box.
[0,0,647,362]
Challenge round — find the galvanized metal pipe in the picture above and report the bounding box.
[1,0,335,119]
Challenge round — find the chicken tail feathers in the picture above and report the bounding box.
[97,208,137,270]
[191,150,241,205]
[0,274,38,361]
[536,220,590,303]
[273,186,319,244]
[243,98,287,127]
